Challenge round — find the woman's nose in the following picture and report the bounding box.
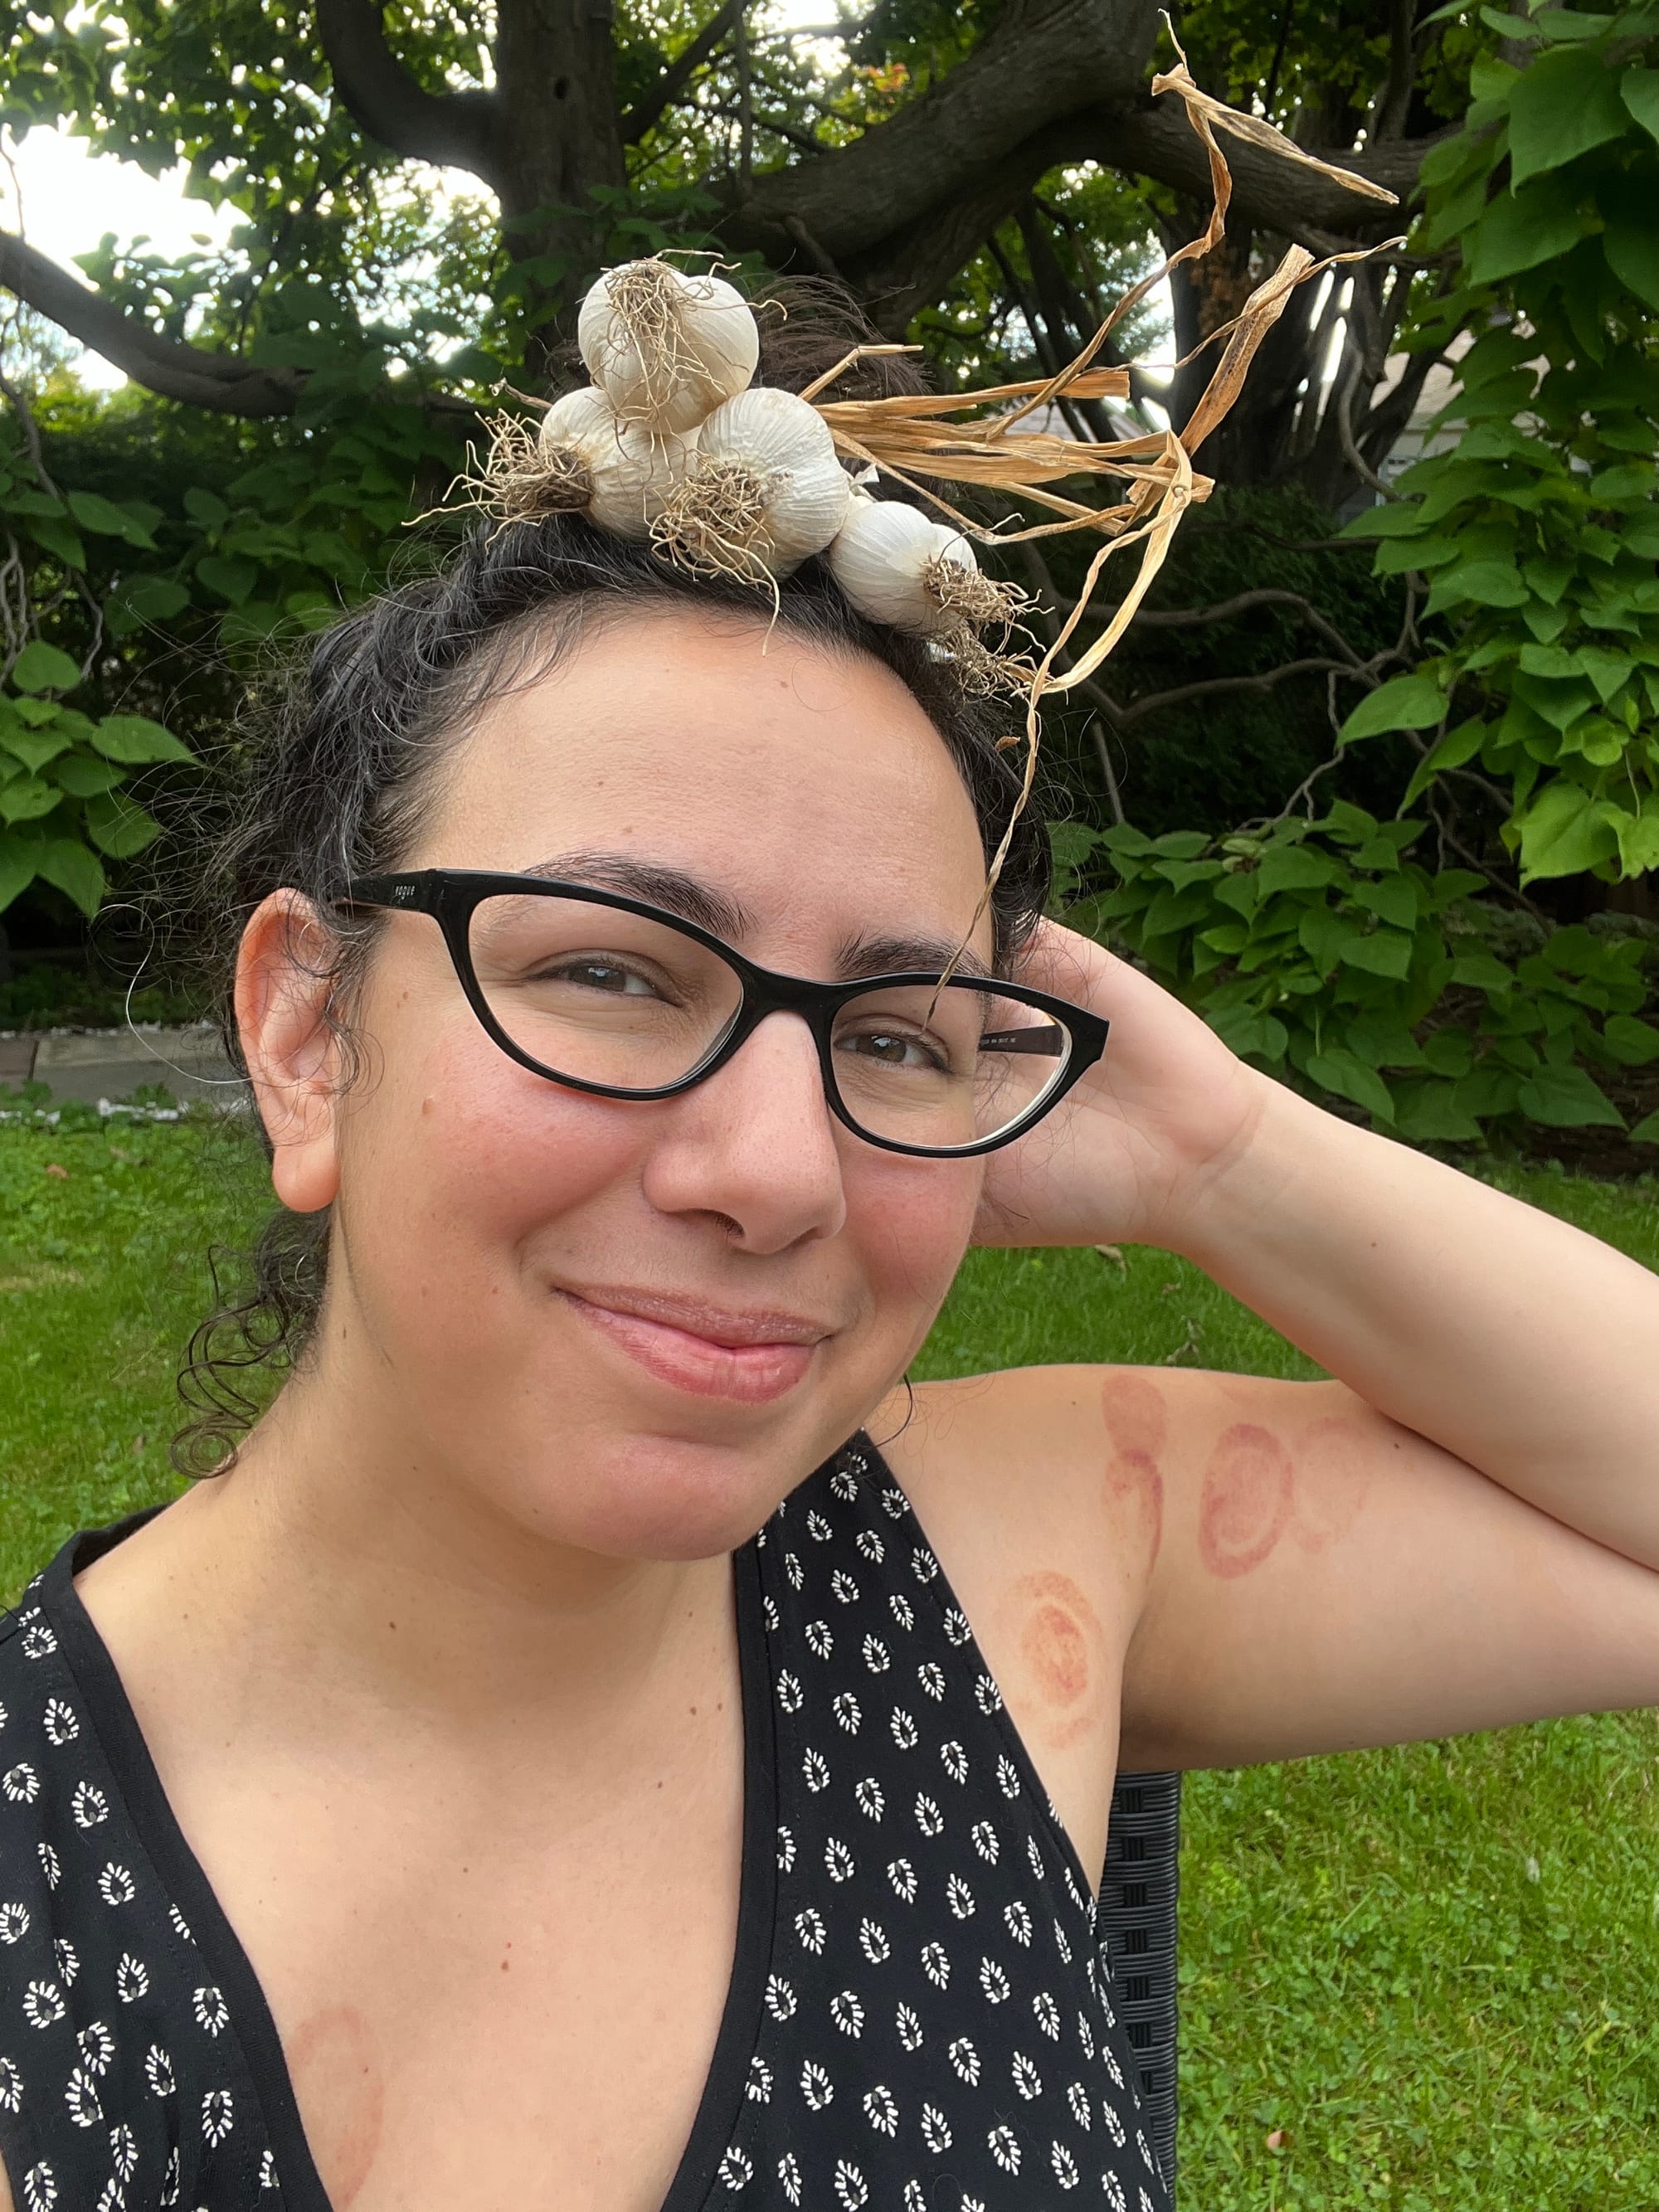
[639,1009,849,1252]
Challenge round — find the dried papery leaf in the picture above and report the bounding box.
[1151,56,1400,207]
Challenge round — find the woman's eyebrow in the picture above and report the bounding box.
[837,932,995,984]
[523,851,755,941]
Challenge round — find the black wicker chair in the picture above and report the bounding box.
[1097,1769,1183,2201]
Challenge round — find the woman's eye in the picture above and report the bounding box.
[839,1026,947,1072]
[547,958,658,996]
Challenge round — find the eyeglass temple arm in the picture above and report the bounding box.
[979,1025,1067,1057]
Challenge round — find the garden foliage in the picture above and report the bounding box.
[1056,0,1659,1146]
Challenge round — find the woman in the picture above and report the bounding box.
[2,365,1657,2212]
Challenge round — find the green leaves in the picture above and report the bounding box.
[1338,673,1449,745]
[1515,782,1620,880]
[1508,45,1629,183]
[9,642,81,694]
[89,715,195,766]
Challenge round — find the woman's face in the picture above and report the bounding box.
[260,608,999,1562]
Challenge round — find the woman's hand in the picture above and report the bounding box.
[971,916,1269,1253]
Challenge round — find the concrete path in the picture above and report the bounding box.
[0,1026,246,1107]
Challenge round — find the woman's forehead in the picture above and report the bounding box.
[423,616,998,957]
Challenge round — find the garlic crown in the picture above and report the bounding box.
[652,386,852,582]
[579,260,761,436]
[536,384,696,539]
[825,498,980,634]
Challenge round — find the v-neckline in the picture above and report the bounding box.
[42,1503,780,2212]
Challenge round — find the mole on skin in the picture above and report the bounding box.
[1197,1422,1295,1580]
[1101,1373,1166,1573]
[1007,1569,1102,1750]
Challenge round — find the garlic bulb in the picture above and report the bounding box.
[579,260,761,436]
[826,498,991,634]
[535,385,697,539]
[651,386,852,583]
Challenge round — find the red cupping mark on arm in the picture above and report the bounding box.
[1101,1373,1166,1573]
[1010,1569,1102,1748]
[1197,1422,1295,1579]
[1289,1414,1378,1553]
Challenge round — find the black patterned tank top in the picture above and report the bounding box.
[0,1435,1172,2212]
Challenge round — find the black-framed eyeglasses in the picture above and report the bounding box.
[341,869,1109,1160]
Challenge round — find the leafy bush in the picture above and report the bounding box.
[1053,808,1659,1144]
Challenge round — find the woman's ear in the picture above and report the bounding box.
[235,890,347,1215]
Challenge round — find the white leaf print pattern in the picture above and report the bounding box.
[996,1754,1021,1799]
[917,1660,946,1699]
[855,1529,884,1563]
[144,2045,175,2098]
[914,1794,944,1839]
[832,1691,862,1733]
[1034,1989,1062,2040]
[115,1952,149,2003]
[831,1571,860,1605]
[947,2036,980,2086]
[22,1981,64,2031]
[920,2103,952,2153]
[63,2064,103,2128]
[889,1709,917,1751]
[805,1621,834,1660]
[802,1748,830,1794]
[858,1917,889,1963]
[71,1782,108,1830]
[0,2057,21,2113]
[807,1510,834,1543]
[36,1843,60,1891]
[795,1907,826,1955]
[746,2054,773,2103]
[834,2158,869,2208]
[830,1989,865,2037]
[96,1864,136,1908]
[22,2161,56,2212]
[1012,2051,1042,2099]
[201,2086,235,2146]
[800,2059,834,2111]
[167,1902,192,1946]
[2,1763,39,1805]
[109,2122,139,2181]
[902,2183,926,2211]
[946,1874,975,1920]
[718,2144,752,2190]
[194,1986,231,2036]
[1103,2174,1128,2212]
[0,1902,28,1944]
[854,1777,885,1821]
[971,1820,999,1864]
[41,1699,77,1746]
[862,1636,890,1675]
[1053,2141,1082,2189]
[776,1672,804,1714]
[259,2148,279,2190]
[864,2083,899,2136]
[979,1957,1010,2004]
[92,2181,122,2212]
[1068,2080,1093,2130]
[778,2151,803,2205]
[920,1942,950,1989]
[764,1975,797,2022]
[888,1592,914,1630]
[895,2001,923,2051]
[886,1857,917,1903]
[77,2020,114,2075]
[940,1740,968,1784]
[1005,1899,1033,1945]
[825,1837,855,1884]
[986,2124,1021,2173]
[51,1937,77,1987]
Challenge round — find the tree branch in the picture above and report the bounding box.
[317,0,503,187]
[1111,656,1359,727]
[0,231,307,415]
[622,0,751,144]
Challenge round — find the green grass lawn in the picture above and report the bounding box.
[2,1107,1656,2207]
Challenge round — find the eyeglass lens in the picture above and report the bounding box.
[466,892,1074,1150]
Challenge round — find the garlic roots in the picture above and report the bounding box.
[579,260,761,436]
[534,386,697,539]
[650,386,851,584]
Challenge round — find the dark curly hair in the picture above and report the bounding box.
[173,309,1054,1476]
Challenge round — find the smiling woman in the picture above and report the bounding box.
[1,294,1657,2212]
